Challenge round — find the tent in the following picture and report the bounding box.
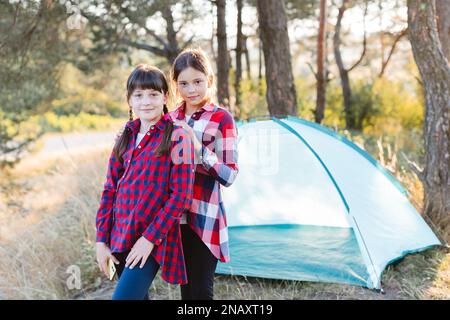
[216,116,442,290]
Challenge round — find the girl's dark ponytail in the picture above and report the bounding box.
[112,105,133,163]
[113,128,132,163]
[155,104,174,157]
[128,105,133,121]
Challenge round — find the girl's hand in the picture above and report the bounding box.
[173,120,194,139]
[96,242,119,278]
[173,120,202,154]
[125,236,155,269]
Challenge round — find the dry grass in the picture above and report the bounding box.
[0,133,448,300]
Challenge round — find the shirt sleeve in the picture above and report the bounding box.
[142,128,195,245]
[95,150,124,245]
[200,111,239,187]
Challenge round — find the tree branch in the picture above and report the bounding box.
[378,28,408,77]
[181,33,196,50]
[120,38,166,57]
[348,0,368,72]
[307,62,318,81]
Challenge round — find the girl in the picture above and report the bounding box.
[95,64,195,300]
[169,48,239,300]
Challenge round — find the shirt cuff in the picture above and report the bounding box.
[142,228,164,246]
[201,145,219,170]
[96,233,110,245]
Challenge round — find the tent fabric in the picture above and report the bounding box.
[216,116,441,289]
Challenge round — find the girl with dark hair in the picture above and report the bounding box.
[95,64,195,300]
[169,48,239,300]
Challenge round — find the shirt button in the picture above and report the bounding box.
[138,145,141,149]
[147,132,150,136]
[150,125,155,130]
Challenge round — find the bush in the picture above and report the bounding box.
[29,112,125,133]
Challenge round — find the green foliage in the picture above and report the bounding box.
[236,78,268,120]
[284,0,318,20]
[29,112,125,133]
[0,1,70,166]
[321,78,423,135]
[368,77,424,134]
[295,77,316,121]
[236,75,424,137]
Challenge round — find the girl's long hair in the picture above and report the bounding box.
[113,64,173,162]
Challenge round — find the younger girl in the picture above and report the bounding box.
[169,48,239,300]
[95,64,194,300]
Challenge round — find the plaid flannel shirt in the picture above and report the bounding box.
[96,114,195,284]
[170,101,239,262]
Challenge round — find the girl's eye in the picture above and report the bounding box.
[135,94,142,98]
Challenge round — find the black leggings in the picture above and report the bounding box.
[180,224,219,300]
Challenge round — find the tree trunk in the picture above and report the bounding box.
[315,0,327,124]
[256,0,297,116]
[408,0,450,243]
[161,5,180,63]
[333,0,354,129]
[210,2,217,64]
[243,35,252,81]
[379,0,385,74]
[436,0,450,63]
[258,32,264,96]
[215,0,231,111]
[234,0,243,114]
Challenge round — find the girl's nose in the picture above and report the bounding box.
[142,96,151,105]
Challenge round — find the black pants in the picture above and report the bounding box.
[180,224,218,300]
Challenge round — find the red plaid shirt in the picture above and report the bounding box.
[170,102,239,263]
[96,114,195,284]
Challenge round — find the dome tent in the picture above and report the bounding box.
[216,116,441,290]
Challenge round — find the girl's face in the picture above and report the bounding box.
[129,88,167,123]
[176,67,211,108]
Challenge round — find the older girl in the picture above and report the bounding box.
[170,48,239,300]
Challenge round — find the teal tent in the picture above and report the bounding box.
[216,116,441,290]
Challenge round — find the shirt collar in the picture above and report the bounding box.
[126,115,170,134]
[173,101,216,120]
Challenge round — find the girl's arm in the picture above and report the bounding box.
[96,151,124,245]
[142,129,195,245]
[199,111,239,187]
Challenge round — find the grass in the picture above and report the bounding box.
[0,132,448,300]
